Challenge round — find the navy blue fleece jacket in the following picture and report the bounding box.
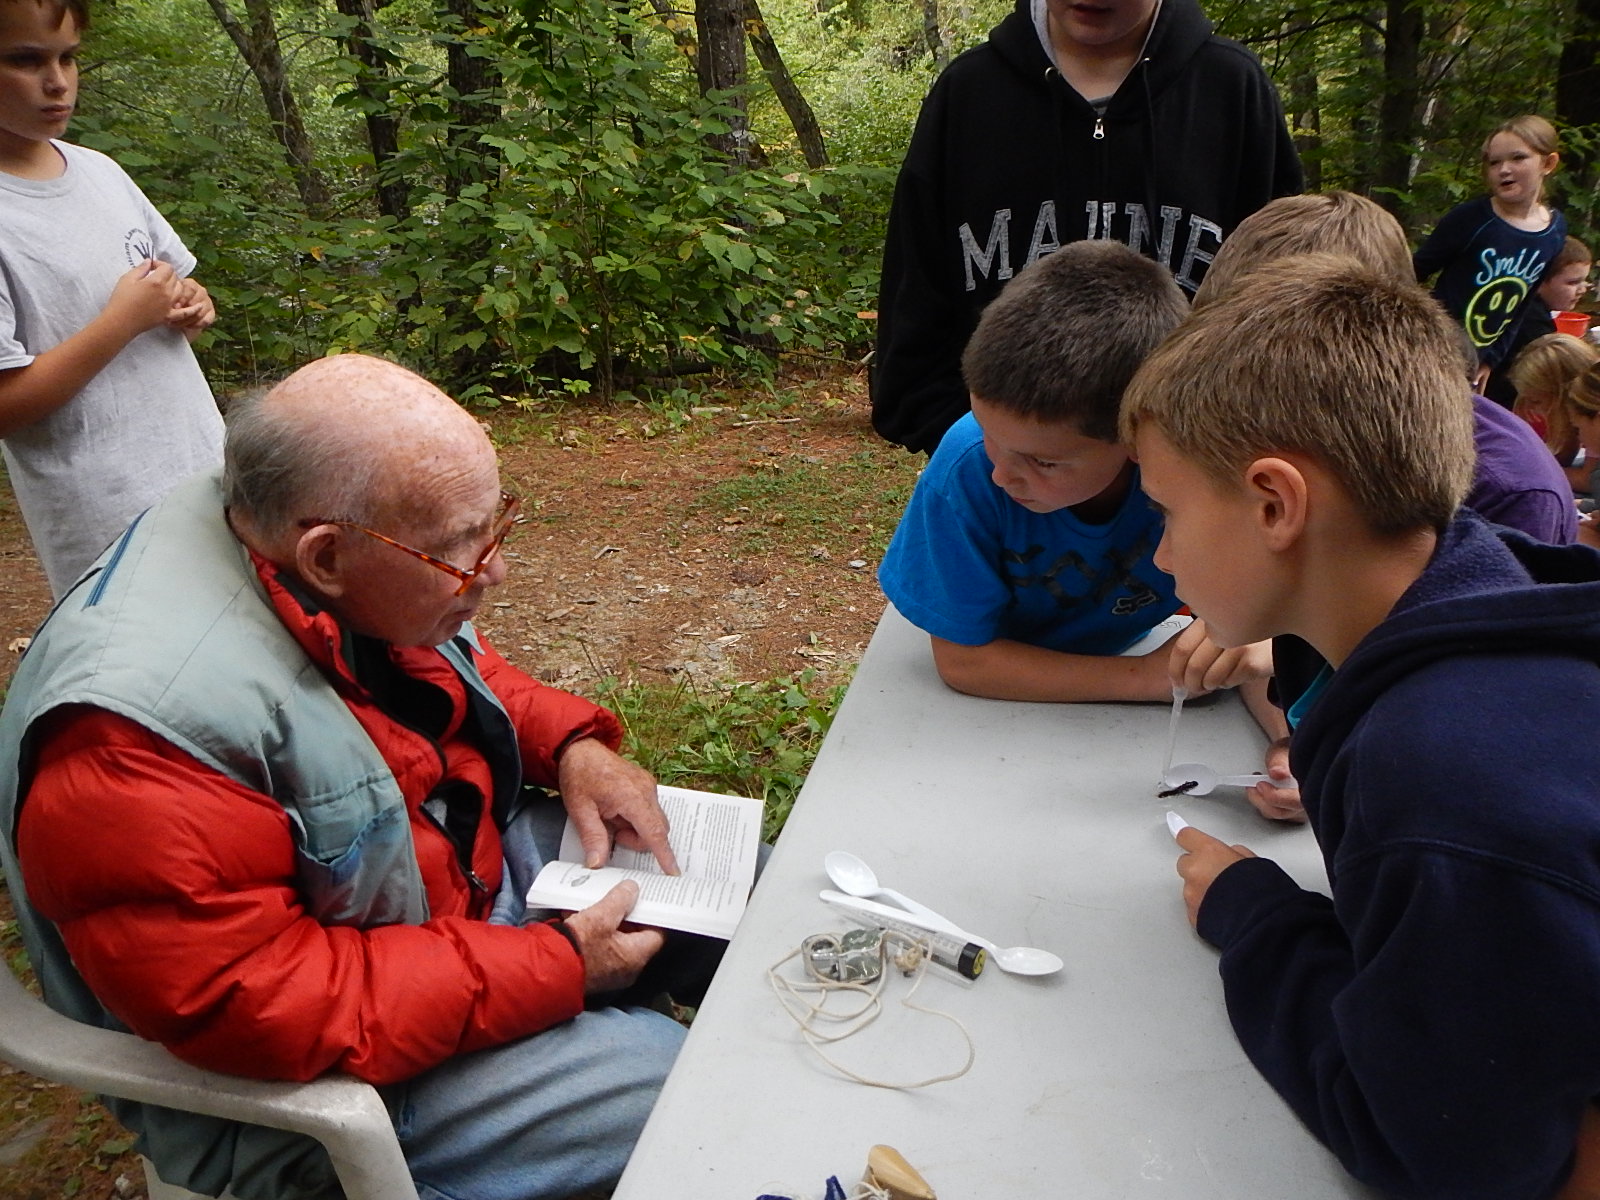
[1200,512,1600,1199]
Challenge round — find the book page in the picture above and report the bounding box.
[556,784,760,891]
[531,784,762,939]
[527,861,747,940]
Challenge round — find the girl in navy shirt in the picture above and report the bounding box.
[1415,115,1567,389]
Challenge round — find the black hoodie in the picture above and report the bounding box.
[871,0,1303,453]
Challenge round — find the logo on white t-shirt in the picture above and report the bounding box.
[122,227,154,266]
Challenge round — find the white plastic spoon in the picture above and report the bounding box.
[1161,761,1298,796]
[823,851,1064,976]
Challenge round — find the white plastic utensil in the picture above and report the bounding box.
[1161,761,1298,796]
[821,853,1064,976]
[823,850,950,928]
[1160,685,1188,776]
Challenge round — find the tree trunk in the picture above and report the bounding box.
[1375,0,1423,221]
[1289,66,1320,193]
[331,0,411,222]
[205,0,332,216]
[695,0,758,167]
[922,0,947,70]
[1559,0,1600,214]
[744,0,827,167]
[441,0,504,198]
[1347,10,1383,195]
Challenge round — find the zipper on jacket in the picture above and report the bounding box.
[347,635,495,906]
[1093,116,1105,140]
[420,779,492,900]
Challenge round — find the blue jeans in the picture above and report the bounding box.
[381,799,690,1200]
[387,1004,685,1200]
[143,800,721,1200]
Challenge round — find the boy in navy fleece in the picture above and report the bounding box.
[1122,254,1600,1198]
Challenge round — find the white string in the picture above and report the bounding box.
[766,929,976,1090]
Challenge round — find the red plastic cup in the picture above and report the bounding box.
[1554,310,1591,337]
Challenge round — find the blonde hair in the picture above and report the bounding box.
[1568,360,1600,421]
[1121,254,1475,535]
[1194,191,1414,309]
[1508,332,1600,454]
[1482,114,1560,160]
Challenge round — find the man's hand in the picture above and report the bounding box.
[1167,618,1274,696]
[561,880,666,994]
[557,737,679,874]
[1174,826,1255,927]
[105,260,181,337]
[167,276,217,340]
[1247,736,1305,822]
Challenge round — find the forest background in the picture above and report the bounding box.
[69,0,1600,408]
[2,0,1598,1194]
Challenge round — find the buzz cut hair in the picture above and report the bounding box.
[1193,191,1413,309]
[1121,253,1476,536]
[959,239,1189,443]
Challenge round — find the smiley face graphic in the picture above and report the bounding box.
[1464,276,1528,347]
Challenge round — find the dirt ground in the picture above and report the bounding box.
[0,365,923,1198]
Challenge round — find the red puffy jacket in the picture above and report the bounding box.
[17,555,622,1086]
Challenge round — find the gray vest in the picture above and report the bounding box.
[0,470,522,1199]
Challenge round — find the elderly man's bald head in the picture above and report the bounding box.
[223,355,492,537]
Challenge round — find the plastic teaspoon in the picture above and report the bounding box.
[822,851,1064,976]
[1161,761,1299,797]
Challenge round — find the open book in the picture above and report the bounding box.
[525,784,763,939]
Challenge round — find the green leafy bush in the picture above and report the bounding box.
[595,668,848,842]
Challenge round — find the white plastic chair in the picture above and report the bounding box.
[0,962,419,1200]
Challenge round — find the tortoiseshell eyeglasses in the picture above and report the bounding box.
[299,492,520,597]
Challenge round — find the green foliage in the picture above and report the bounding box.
[73,0,889,397]
[1215,0,1572,237]
[594,668,847,841]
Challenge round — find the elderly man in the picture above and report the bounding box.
[0,355,703,1200]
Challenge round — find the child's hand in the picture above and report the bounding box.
[1166,618,1274,696]
[166,276,216,337]
[1174,825,1254,927]
[1247,735,1305,822]
[1580,512,1600,551]
[105,260,181,336]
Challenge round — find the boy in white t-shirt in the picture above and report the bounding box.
[0,0,224,596]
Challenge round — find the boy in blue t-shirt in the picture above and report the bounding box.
[879,240,1266,703]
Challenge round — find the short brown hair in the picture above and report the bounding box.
[1508,332,1599,453]
[960,240,1188,442]
[1553,236,1592,273]
[1483,114,1559,160]
[1193,191,1413,309]
[0,0,88,29]
[1121,253,1475,535]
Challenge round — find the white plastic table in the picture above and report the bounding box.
[613,604,1373,1199]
